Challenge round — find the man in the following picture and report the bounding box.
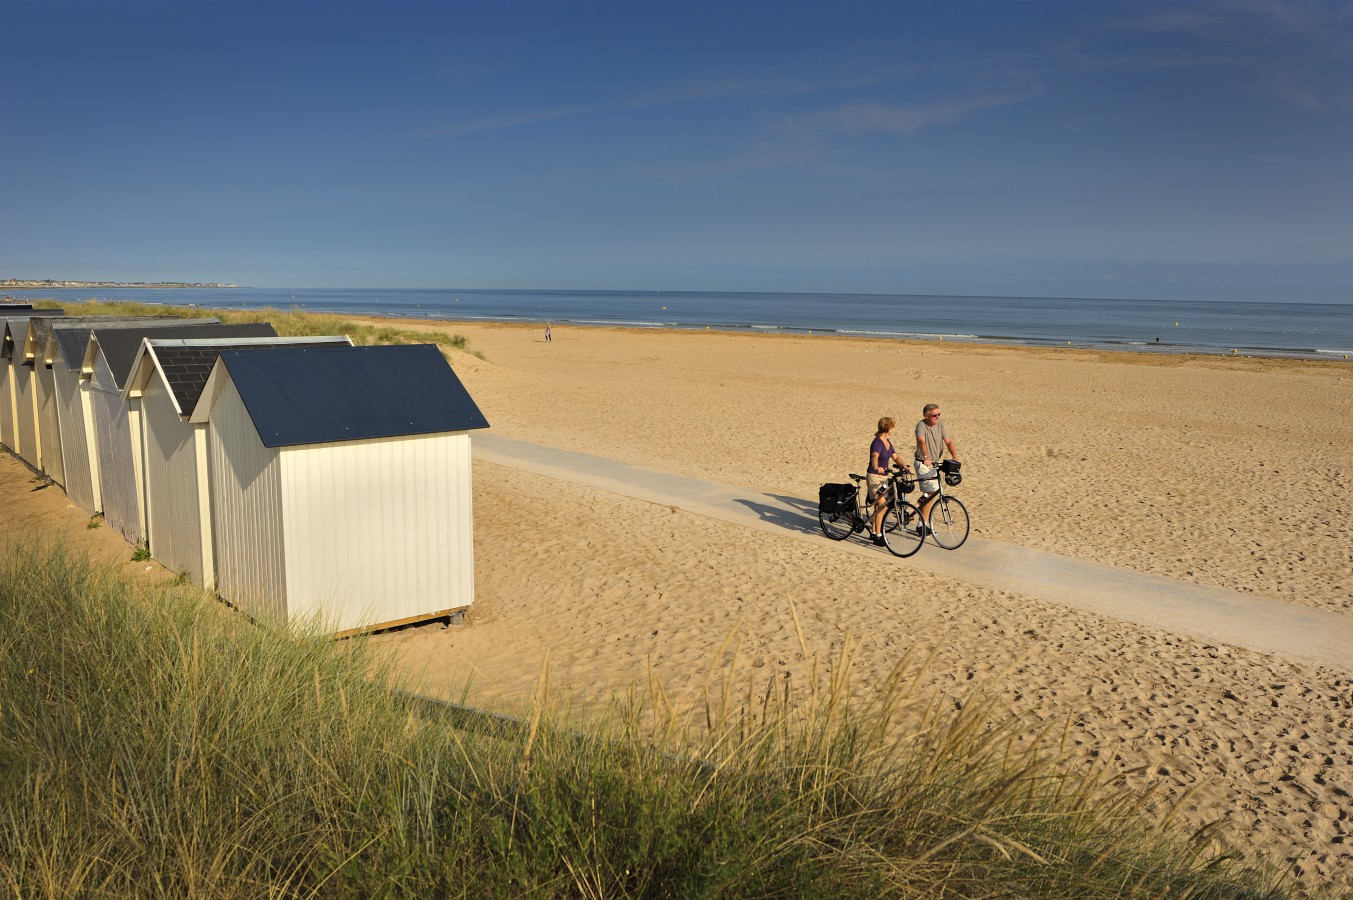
[914,403,959,533]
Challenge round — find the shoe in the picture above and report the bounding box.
[915,524,931,537]
[871,533,886,546]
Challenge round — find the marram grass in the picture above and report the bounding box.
[0,542,1285,897]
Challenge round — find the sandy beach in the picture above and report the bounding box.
[5,322,1351,892]
[373,322,1353,893]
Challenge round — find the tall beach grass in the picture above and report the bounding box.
[0,543,1285,897]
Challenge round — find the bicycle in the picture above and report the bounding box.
[915,458,970,549]
[817,466,925,557]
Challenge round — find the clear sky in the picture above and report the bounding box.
[2,0,1350,301]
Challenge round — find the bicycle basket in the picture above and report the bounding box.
[938,459,962,486]
[818,483,856,514]
[897,475,916,494]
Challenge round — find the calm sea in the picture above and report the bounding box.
[8,287,1353,360]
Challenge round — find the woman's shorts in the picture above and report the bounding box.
[866,472,889,503]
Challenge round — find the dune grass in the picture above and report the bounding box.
[0,542,1285,897]
[31,298,481,358]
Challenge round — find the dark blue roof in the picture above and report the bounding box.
[92,322,277,388]
[220,344,489,448]
[1,310,65,360]
[153,338,349,416]
[46,316,205,367]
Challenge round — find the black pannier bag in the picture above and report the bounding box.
[938,459,962,486]
[818,483,856,514]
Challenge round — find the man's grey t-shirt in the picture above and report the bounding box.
[915,419,949,461]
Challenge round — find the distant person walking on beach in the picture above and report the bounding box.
[868,417,907,546]
[914,403,959,533]
[545,323,552,343]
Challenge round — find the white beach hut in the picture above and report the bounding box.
[1,311,64,466]
[0,306,35,455]
[192,343,489,633]
[124,335,353,586]
[44,317,217,511]
[28,315,192,487]
[82,322,278,542]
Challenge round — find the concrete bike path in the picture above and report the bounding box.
[474,434,1353,673]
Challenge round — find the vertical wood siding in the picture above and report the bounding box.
[142,375,204,584]
[55,365,96,513]
[208,377,286,620]
[37,364,64,484]
[90,374,143,541]
[0,363,12,449]
[279,431,474,631]
[14,366,38,465]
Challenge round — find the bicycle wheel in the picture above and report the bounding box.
[882,500,924,557]
[881,484,905,532]
[818,505,855,541]
[928,496,970,549]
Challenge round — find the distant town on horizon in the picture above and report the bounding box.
[2,279,239,289]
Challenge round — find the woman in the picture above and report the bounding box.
[868,417,906,545]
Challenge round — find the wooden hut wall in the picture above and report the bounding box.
[206,375,287,619]
[54,358,98,513]
[140,372,207,585]
[277,429,474,629]
[0,360,12,450]
[89,353,145,542]
[36,362,65,484]
[13,364,39,465]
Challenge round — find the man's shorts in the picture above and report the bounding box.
[914,460,939,495]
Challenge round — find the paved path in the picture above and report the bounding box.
[474,434,1353,673]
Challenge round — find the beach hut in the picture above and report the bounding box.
[83,322,278,542]
[1,310,64,465]
[192,344,489,632]
[0,319,21,453]
[124,335,353,586]
[28,315,197,487]
[44,317,217,511]
[0,306,40,450]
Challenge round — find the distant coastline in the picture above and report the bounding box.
[1,279,239,289]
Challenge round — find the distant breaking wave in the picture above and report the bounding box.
[9,284,1352,361]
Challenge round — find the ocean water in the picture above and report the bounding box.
[7,286,1353,359]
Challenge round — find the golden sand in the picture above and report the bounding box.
[380,321,1353,891]
[5,321,1350,890]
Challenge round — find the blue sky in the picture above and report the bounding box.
[2,0,1350,301]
